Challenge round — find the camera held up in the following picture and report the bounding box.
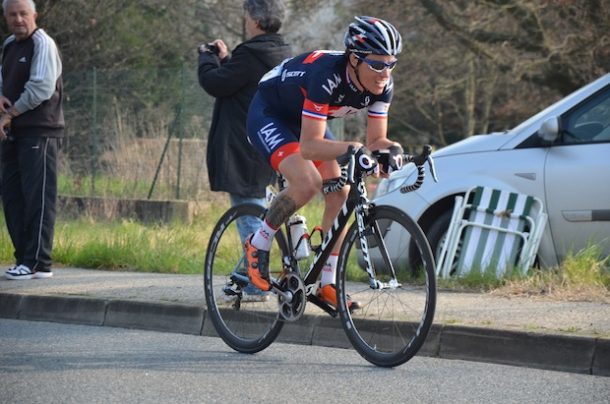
[205,43,219,55]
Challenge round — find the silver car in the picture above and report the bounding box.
[374,73,610,268]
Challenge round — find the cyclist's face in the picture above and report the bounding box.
[355,54,396,95]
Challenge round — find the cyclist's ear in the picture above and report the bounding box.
[346,51,361,69]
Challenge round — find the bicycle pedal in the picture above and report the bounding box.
[223,283,242,297]
[229,272,250,287]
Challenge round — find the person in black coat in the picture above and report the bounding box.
[198,0,291,242]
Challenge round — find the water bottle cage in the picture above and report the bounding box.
[308,225,325,253]
[294,233,309,252]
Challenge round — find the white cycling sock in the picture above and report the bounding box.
[250,220,277,251]
[320,253,339,287]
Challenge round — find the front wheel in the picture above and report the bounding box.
[336,205,436,367]
[204,203,288,354]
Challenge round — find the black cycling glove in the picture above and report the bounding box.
[373,145,404,174]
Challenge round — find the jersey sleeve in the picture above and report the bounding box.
[301,52,343,122]
[368,101,390,119]
[302,98,330,121]
[367,78,394,119]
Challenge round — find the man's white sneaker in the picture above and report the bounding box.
[33,270,53,279]
[5,264,34,280]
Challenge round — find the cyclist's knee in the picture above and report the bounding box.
[325,186,348,208]
[295,174,322,201]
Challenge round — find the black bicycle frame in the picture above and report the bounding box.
[282,170,391,291]
[300,188,358,287]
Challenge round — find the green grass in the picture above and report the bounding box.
[0,198,608,301]
[438,244,610,300]
[562,244,610,288]
[58,174,176,200]
[51,218,211,274]
[0,207,221,274]
[437,266,509,290]
[0,197,326,275]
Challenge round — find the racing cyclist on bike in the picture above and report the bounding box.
[245,16,405,310]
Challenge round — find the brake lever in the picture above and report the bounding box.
[428,156,439,182]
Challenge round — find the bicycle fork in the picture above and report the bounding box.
[356,205,402,290]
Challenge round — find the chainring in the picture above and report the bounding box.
[277,272,306,321]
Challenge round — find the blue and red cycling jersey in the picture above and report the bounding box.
[247,50,393,169]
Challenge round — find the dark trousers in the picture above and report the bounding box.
[1,136,58,271]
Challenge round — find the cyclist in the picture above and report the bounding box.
[245,16,405,310]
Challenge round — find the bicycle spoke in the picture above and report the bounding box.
[204,204,288,354]
[337,205,436,367]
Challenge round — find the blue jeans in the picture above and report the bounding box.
[229,194,265,245]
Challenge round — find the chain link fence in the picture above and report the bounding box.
[60,65,344,202]
[61,65,213,201]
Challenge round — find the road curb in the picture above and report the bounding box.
[1,292,607,376]
[105,300,204,335]
[439,325,597,374]
[592,338,610,377]
[18,295,106,326]
[0,293,21,319]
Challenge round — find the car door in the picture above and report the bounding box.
[544,86,610,262]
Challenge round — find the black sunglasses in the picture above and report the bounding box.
[355,55,398,73]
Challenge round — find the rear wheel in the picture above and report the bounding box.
[204,203,288,354]
[336,205,436,367]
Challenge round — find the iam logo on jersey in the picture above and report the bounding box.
[322,73,342,95]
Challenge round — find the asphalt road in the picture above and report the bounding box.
[1,319,608,404]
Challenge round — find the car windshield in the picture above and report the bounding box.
[507,74,610,136]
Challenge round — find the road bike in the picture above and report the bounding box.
[204,146,438,367]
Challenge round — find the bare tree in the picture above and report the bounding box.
[418,0,610,95]
[3,0,604,151]
[344,0,610,147]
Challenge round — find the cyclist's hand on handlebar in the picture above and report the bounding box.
[355,146,379,177]
[373,145,404,175]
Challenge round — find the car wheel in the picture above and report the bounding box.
[426,210,453,262]
[408,210,453,276]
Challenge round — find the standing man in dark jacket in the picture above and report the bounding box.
[198,0,290,244]
[1,0,63,280]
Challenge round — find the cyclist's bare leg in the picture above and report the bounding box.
[314,160,360,308]
[268,153,323,226]
[317,160,349,251]
[246,154,322,291]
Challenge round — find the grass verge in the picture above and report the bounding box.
[0,201,607,302]
[437,244,610,302]
[0,198,325,275]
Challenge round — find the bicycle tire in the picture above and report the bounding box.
[204,203,288,354]
[336,205,436,367]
